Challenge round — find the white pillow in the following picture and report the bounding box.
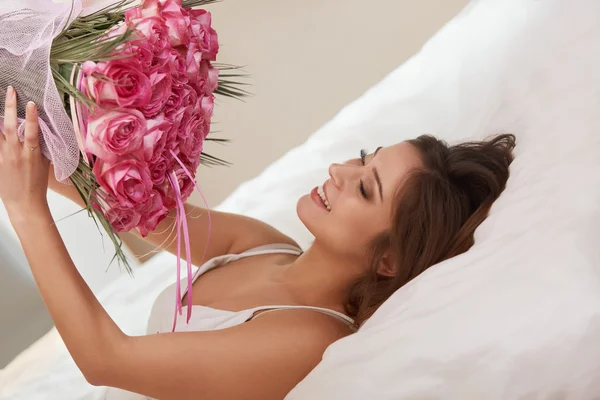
[218,0,600,398]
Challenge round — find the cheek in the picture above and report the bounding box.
[333,200,386,246]
[297,195,388,254]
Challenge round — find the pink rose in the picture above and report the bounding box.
[161,0,190,47]
[142,114,171,162]
[188,9,219,61]
[105,203,142,233]
[94,159,154,208]
[185,44,203,86]
[85,109,147,161]
[185,45,218,94]
[196,60,219,95]
[180,84,198,109]
[178,116,204,159]
[141,69,173,118]
[171,105,192,140]
[129,16,170,53]
[184,135,204,161]
[124,38,154,72]
[124,6,142,23]
[175,166,196,201]
[125,6,141,23]
[148,153,172,186]
[150,48,171,75]
[197,94,214,137]
[140,0,161,18]
[163,83,184,116]
[84,60,151,109]
[168,49,187,82]
[179,96,213,158]
[165,114,181,150]
[160,0,184,12]
[158,156,196,204]
[126,0,161,23]
[137,189,169,237]
[158,181,177,209]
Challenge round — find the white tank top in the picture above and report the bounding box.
[105,244,355,399]
[146,243,355,334]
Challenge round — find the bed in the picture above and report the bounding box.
[2,0,600,399]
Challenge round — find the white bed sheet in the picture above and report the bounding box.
[4,0,600,398]
[0,252,177,400]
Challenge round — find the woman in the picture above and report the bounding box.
[0,88,515,400]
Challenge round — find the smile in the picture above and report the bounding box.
[317,184,331,211]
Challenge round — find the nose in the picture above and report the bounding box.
[329,163,360,188]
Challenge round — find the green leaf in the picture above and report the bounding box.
[69,159,133,274]
[199,152,232,167]
[182,0,219,7]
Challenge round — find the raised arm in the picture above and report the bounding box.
[48,161,297,265]
[0,92,342,399]
[11,205,341,399]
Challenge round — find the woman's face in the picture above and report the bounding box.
[297,142,423,260]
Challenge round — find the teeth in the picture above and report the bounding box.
[317,185,331,211]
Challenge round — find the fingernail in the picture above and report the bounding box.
[6,86,14,100]
[27,101,36,115]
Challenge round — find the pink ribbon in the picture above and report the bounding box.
[170,150,213,267]
[73,58,213,332]
[168,151,212,331]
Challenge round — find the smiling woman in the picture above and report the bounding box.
[294,135,516,326]
[297,142,424,265]
[1,84,514,399]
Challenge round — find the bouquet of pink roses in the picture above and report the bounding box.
[0,0,245,322]
[75,0,223,238]
[0,0,245,270]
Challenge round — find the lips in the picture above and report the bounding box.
[317,184,331,211]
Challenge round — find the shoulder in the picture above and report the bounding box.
[246,308,352,351]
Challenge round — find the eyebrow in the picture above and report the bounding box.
[373,167,383,201]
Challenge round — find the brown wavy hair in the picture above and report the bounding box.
[346,134,516,327]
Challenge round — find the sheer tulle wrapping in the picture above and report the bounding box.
[0,0,220,329]
[0,0,82,181]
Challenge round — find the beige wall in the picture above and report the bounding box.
[124,0,470,259]
[193,0,469,207]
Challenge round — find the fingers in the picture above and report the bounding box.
[24,102,40,153]
[2,88,42,158]
[4,86,18,145]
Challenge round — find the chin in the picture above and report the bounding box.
[297,194,319,236]
[296,194,310,224]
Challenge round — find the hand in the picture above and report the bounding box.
[0,87,50,217]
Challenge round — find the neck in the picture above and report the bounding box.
[276,241,364,311]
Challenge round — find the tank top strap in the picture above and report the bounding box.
[247,305,356,331]
[236,243,303,258]
[190,243,303,283]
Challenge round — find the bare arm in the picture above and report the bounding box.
[12,209,344,399]
[105,311,347,399]
[0,91,338,399]
[48,167,298,264]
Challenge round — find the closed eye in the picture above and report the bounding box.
[359,180,368,199]
[359,149,369,198]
